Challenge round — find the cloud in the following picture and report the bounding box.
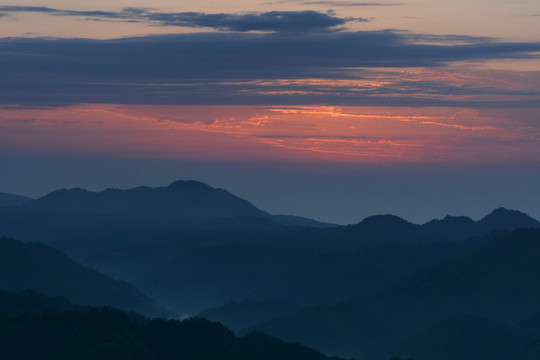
[0,32,539,106]
[264,0,398,6]
[0,6,133,19]
[0,6,357,33]
[158,116,217,125]
[2,118,36,124]
[147,11,359,32]
[299,1,399,6]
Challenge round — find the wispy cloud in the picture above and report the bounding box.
[263,0,399,6]
[299,1,399,6]
[418,121,499,131]
[0,6,361,33]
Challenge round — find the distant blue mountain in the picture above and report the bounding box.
[423,207,540,240]
[0,192,31,207]
[254,228,540,360]
[26,180,269,219]
[21,180,334,228]
[0,180,334,258]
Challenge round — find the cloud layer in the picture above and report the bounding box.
[2,32,540,106]
[0,8,539,107]
[0,6,358,33]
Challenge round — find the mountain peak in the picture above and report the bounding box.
[360,214,412,227]
[35,187,92,205]
[482,207,531,221]
[479,207,540,231]
[168,180,212,189]
[486,207,520,216]
[25,180,267,219]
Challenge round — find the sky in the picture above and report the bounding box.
[1,0,539,224]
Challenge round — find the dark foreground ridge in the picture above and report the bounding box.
[0,290,345,360]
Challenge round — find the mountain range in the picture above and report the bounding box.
[1,179,540,360]
[254,228,540,359]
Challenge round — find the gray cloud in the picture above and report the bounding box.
[0,6,358,33]
[145,10,359,32]
[264,0,398,6]
[0,31,539,106]
[2,118,36,124]
[0,6,132,19]
[300,1,399,6]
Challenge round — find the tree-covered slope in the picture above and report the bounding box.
[0,291,345,360]
[0,237,171,318]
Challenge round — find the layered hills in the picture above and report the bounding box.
[0,237,171,318]
[255,228,540,359]
[1,180,540,360]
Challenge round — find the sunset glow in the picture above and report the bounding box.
[1,0,539,222]
[2,104,538,164]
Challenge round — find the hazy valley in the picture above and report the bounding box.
[1,180,540,359]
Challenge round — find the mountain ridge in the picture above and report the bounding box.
[26,180,269,219]
[0,236,172,318]
[0,192,32,207]
[253,228,540,359]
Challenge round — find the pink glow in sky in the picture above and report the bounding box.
[2,103,538,164]
[1,0,539,222]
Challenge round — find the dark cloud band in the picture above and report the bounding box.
[0,6,358,33]
[300,1,399,6]
[0,31,539,106]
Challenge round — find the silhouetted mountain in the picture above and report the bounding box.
[327,214,433,248]
[86,208,539,314]
[1,180,537,263]
[22,180,335,229]
[338,208,539,246]
[2,180,540,323]
[0,237,171,318]
[27,180,268,218]
[478,207,540,232]
[422,207,540,242]
[421,215,478,241]
[321,208,539,249]
[0,191,31,207]
[254,228,540,360]
[0,180,333,259]
[0,290,344,360]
